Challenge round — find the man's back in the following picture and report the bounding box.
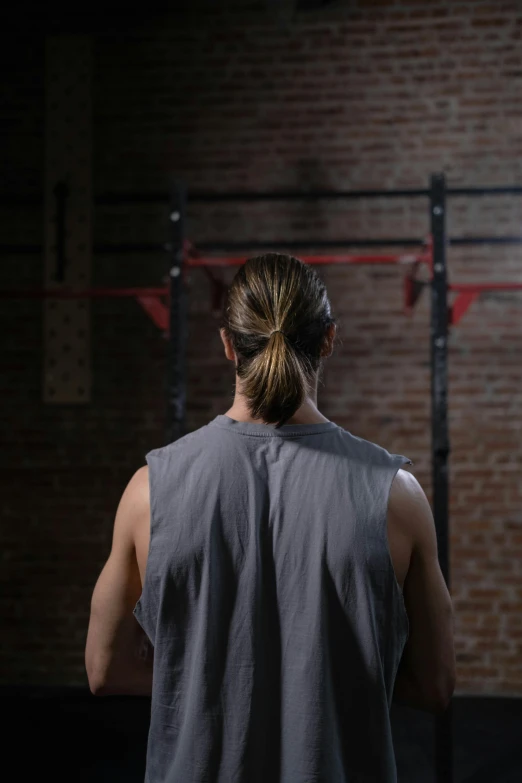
[134,414,414,783]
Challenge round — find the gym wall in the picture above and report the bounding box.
[1,0,521,693]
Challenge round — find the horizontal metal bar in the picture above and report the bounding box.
[188,186,522,200]
[0,244,167,255]
[2,185,522,209]
[2,235,522,257]
[195,239,424,251]
[0,287,169,299]
[188,253,427,267]
[450,282,522,293]
[195,236,522,250]
[450,236,522,245]
[0,240,424,255]
[97,186,522,202]
[448,186,522,196]
[96,192,167,205]
[94,243,167,253]
[0,190,428,207]
[0,193,169,207]
[187,189,430,202]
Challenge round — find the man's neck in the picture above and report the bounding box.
[224,394,330,426]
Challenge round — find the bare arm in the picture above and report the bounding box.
[85,465,153,696]
[390,469,456,714]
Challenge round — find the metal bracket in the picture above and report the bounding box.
[404,260,427,315]
[449,291,480,326]
[136,295,169,332]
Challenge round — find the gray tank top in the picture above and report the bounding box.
[134,414,412,783]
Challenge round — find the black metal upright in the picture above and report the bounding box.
[430,173,453,783]
[167,181,187,444]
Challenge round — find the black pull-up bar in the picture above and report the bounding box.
[1,183,522,209]
[2,234,522,257]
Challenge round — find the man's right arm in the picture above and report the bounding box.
[390,469,456,714]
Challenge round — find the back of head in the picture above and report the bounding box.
[221,253,336,428]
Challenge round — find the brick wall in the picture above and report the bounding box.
[1,0,522,692]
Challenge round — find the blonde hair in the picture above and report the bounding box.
[222,253,336,428]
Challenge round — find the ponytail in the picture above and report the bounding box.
[222,253,335,427]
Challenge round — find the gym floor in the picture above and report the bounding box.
[5,688,521,782]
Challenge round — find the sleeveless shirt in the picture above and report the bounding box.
[134,414,412,783]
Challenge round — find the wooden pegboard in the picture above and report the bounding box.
[43,36,92,403]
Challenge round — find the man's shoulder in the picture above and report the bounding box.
[337,427,413,471]
[145,422,211,463]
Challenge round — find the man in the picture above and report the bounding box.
[86,253,455,782]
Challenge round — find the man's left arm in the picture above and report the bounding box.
[85,466,153,697]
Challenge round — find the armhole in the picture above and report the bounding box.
[383,454,413,630]
[133,451,160,645]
